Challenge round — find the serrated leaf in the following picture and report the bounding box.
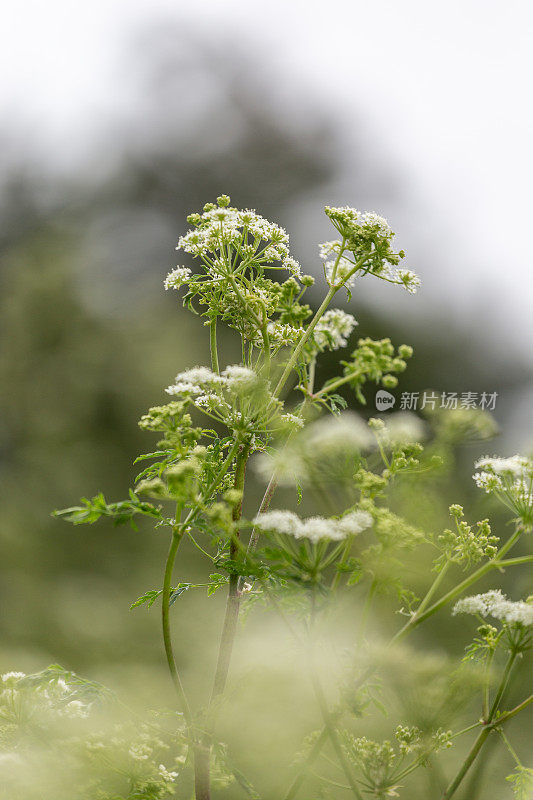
[130,589,163,609]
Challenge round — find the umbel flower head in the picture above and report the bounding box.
[473,454,533,526]
[165,364,281,437]
[453,591,533,627]
[254,508,372,543]
[176,195,301,277]
[321,206,420,294]
[164,195,324,347]
[310,309,358,354]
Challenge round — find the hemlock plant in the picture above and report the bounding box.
[4,196,531,799]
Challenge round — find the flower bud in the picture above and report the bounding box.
[398,344,413,359]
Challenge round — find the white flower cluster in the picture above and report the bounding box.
[324,207,393,238]
[164,266,192,291]
[473,454,533,497]
[395,269,421,294]
[177,204,301,278]
[319,238,420,294]
[158,763,179,782]
[166,365,258,397]
[254,508,372,543]
[1,671,25,682]
[313,309,358,351]
[254,320,301,349]
[1,672,91,718]
[453,590,533,627]
[281,413,305,429]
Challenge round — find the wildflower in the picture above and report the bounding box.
[280,413,305,429]
[253,509,302,537]
[453,591,533,627]
[221,365,258,391]
[474,454,532,482]
[322,206,421,293]
[1,671,25,682]
[394,268,421,294]
[337,510,373,536]
[312,309,358,351]
[436,506,498,568]
[164,266,192,290]
[166,381,202,396]
[264,321,301,348]
[255,412,374,488]
[426,406,498,443]
[472,454,533,524]
[166,366,222,397]
[158,763,179,782]
[254,508,371,543]
[176,197,298,276]
[324,207,393,240]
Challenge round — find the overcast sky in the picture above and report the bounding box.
[2,0,532,353]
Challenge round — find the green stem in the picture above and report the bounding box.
[273,287,337,398]
[414,560,451,618]
[161,529,193,730]
[496,692,533,725]
[330,537,354,591]
[496,554,533,567]
[499,729,522,767]
[261,321,271,373]
[441,728,491,800]
[193,445,250,800]
[282,729,329,800]
[210,444,251,703]
[238,471,278,592]
[314,371,359,400]
[487,650,518,721]
[393,527,522,643]
[482,649,495,722]
[442,649,519,799]
[209,318,219,374]
[310,673,363,800]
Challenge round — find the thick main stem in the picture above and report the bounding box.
[210,444,250,702]
[193,445,250,800]
[162,529,193,730]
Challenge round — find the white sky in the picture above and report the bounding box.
[1,0,532,348]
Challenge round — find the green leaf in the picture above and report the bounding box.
[130,589,163,609]
[207,573,228,596]
[169,584,191,604]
